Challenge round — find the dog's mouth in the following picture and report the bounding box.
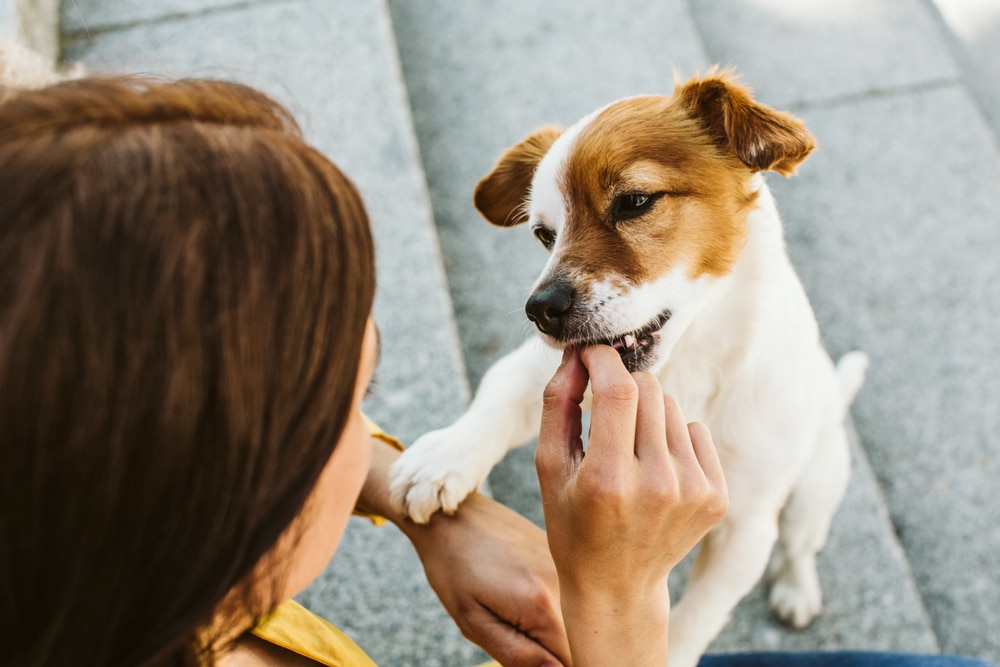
[588,309,671,373]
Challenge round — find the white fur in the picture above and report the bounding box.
[389,105,867,667]
[0,38,84,102]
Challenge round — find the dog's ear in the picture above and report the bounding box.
[675,69,815,176]
[474,125,563,227]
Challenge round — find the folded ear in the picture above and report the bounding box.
[675,69,815,176]
[473,125,563,227]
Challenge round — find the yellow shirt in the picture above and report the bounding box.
[253,600,377,667]
[251,417,499,667]
[253,600,500,667]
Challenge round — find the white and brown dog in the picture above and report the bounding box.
[389,70,868,666]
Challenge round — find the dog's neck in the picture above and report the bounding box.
[658,176,805,390]
[742,175,791,262]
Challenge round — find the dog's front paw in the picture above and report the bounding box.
[768,558,822,629]
[388,427,494,524]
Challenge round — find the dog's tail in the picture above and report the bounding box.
[836,350,870,408]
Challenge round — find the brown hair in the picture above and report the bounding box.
[0,77,376,665]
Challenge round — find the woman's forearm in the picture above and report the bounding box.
[356,434,572,665]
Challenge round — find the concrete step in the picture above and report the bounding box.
[61,1,485,664]
[927,0,1000,143]
[1,1,21,45]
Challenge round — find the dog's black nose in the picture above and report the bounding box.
[526,282,574,337]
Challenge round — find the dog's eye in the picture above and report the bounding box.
[612,192,657,223]
[533,225,556,250]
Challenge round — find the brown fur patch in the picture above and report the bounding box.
[559,93,758,287]
[675,69,815,176]
[551,71,813,290]
[474,125,563,227]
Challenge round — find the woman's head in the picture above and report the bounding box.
[0,77,376,665]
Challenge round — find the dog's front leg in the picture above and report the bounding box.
[389,338,560,523]
[668,510,780,667]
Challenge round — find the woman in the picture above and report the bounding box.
[0,77,991,667]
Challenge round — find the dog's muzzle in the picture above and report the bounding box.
[526,280,672,372]
[525,281,574,339]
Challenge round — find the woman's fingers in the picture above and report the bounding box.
[632,371,669,466]
[662,394,696,462]
[539,345,728,522]
[689,421,729,517]
[577,346,639,471]
[537,347,589,485]
[688,422,723,481]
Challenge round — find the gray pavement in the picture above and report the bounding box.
[14,0,998,664]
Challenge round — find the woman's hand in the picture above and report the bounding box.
[404,493,570,667]
[535,346,729,666]
[361,435,570,667]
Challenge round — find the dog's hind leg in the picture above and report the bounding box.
[768,351,865,627]
[767,421,851,628]
[669,504,782,667]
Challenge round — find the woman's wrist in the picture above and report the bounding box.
[355,435,404,520]
[559,578,671,666]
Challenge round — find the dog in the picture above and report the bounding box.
[389,70,868,666]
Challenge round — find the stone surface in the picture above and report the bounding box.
[0,0,13,37]
[62,0,237,34]
[927,0,1000,144]
[689,0,959,109]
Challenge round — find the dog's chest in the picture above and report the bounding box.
[655,297,751,424]
[656,356,723,425]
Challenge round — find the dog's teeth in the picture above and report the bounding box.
[610,334,639,352]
